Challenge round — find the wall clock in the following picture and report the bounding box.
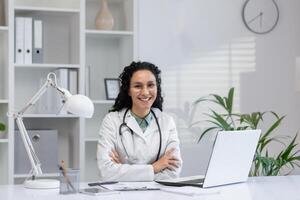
[242,0,279,34]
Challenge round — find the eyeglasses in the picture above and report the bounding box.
[130,82,157,91]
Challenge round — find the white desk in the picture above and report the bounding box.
[0,175,299,200]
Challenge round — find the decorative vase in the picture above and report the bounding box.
[95,0,114,30]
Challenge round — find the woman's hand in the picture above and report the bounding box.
[152,148,179,174]
[110,149,122,164]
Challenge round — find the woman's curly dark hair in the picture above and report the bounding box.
[111,61,163,112]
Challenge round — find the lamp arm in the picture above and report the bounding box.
[18,78,56,115]
[13,72,63,178]
[16,117,42,177]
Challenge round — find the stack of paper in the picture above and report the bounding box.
[104,182,160,191]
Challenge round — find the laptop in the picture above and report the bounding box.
[156,129,261,188]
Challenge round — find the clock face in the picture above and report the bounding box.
[242,0,279,34]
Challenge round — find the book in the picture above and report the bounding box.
[68,69,78,95]
[54,68,69,114]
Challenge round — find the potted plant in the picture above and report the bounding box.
[192,88,300,176]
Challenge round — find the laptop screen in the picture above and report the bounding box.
[156,129,261,188]
[203,130,261,188]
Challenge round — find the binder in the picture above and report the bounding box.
[68,69,78,95]
[33,19,43,63]
[85,65,91,96]
[24,17,32,64]
[14,130,58,174]
[15,17,25,64]
[54,68,69,114]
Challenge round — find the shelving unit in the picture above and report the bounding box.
[92,100,115,104]
[0,0,9,185]
[0,0,137,185]
[0,26,8,31]
[14,6,80,13]
[0,139,8,143]
[86,29,134,36]
[10,0,82,184]
[83,0,136,181]
[14,64,81,69]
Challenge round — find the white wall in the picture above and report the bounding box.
[138,0,300,175]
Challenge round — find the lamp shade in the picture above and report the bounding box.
[64,94,94,118]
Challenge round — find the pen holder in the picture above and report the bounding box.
[59,168,80,194]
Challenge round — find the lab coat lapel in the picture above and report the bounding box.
[143,118,158,137]
[126,114,145,140]
[144,108,162,137]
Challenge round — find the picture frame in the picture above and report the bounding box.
[104,78,120,100]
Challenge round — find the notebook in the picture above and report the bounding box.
[156,129,261,188]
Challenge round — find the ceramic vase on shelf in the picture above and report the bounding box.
[95,0,114,30]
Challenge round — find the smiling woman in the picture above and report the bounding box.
[97,61,182,181]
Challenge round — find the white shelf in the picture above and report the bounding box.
[0,99,8,104]
[14,6,80,13]
[14,173,59,178]
[85,138,98,142]
[14,64,80,69]
[92,100,115,104]
[86,30,134,37]
[0,26,8,31]
[0,139,8,143]
[23,114,80,118]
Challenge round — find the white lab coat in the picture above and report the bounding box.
[97,108,182,181]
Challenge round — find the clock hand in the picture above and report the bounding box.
[247,12,263,25]
[260,12,263,29]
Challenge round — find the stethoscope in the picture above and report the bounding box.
[119,108,162,162]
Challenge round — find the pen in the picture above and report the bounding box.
[88,181,118,187]
[58,160,76,192]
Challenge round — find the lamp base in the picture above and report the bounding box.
[24,179,60,189]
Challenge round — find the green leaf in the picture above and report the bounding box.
[0,123,5,131]
[225,88,234,114]
[259,116,285,145]
[193,96,210,105]
[269,111,280,119]
[198,127,219,143]
[259,138,274,152]
[211,94,226,110]
[210,111,232,130]
[280,134,298,160]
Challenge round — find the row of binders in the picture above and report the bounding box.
[39,68,78,114]
[55,68,78,114]
[15,17,43,64]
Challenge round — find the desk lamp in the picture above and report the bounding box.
[14,72,94,189]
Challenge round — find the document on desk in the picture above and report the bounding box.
[103,182,161,191]
[161,186,220,197]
